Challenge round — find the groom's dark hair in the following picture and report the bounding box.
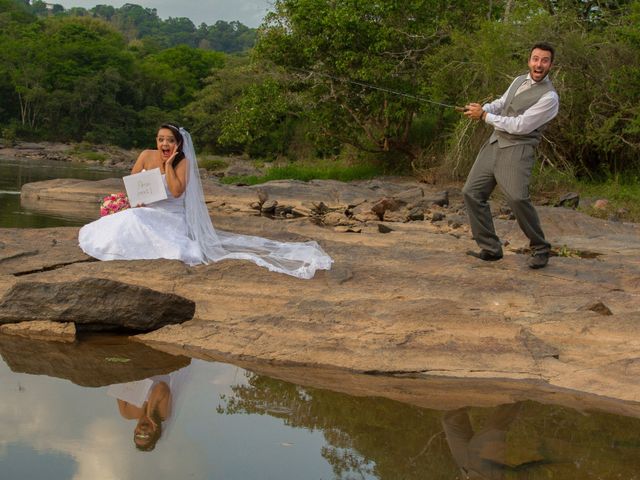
[159,123,186,166]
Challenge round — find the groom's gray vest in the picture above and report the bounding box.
[489,74,556,148]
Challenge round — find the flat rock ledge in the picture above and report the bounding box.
[0,320,76,342]
[1,176,640,410]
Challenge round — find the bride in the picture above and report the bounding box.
[78,124,333,279]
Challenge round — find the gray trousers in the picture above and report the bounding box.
[462,140,550,256]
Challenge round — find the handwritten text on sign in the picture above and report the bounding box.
[123,168,168,207]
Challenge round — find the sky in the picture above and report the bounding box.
[50,0,273,28]
[0,359,336,480]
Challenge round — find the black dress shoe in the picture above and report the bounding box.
[528,251,549,269]
[466,249,503,261]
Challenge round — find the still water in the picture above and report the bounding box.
[2,157,640,479]
[1,335,640,480]
[0,156,127,228]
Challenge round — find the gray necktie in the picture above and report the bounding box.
[515,78,532,95]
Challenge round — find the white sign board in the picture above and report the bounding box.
[123,168,167,207]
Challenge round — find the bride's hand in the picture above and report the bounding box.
[165,145,179,169]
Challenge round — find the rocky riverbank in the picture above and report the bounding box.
[0,140,137,168]
[1,172,639,413]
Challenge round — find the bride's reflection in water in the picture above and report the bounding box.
[107,365,191,451]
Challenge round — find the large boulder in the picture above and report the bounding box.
[0,277,195,332]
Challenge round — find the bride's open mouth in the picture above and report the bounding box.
[161,147,172,159]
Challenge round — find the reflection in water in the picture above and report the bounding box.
[442,403,537,479]
[109,366,190,452]
[220,371,640,480]
[0,333,191,387]
[2,338,640,479]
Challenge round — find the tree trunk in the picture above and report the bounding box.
[503,0,515,21]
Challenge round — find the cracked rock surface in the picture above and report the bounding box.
[2,176,640,406]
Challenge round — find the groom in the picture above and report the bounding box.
[461,42,559,269]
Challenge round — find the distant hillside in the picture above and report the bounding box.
[26,0,257,53]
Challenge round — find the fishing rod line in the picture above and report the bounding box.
[290,67,467,112]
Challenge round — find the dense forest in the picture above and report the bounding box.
[1,0,638,179]
[23,0,256,52]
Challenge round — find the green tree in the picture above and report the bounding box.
[0,14,140,141]
[248,0,497,164]
[218,77,298,157]
[200,20,257,53]
[110,3,160,41]
[90,4,116,21]
[159,16,197,47]
[2,22,48,129]
[0,0,35,26]
[184,55,254,152]
[138,44,225,111]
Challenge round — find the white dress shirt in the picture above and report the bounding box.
[483,74,559,135]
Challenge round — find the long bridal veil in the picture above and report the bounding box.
[181,127,332,279]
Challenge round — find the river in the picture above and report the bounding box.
[0,156,127,228]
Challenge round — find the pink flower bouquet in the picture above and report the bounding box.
[100,192,131,217]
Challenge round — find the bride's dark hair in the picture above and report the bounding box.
[159,123,186,166]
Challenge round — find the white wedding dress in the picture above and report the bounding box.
[78,175,202,265]
[78,128,333,279]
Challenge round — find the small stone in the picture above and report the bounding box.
[431,212,445,222]
[291,206,312,217]
[372,197,405,220]
[275,205,293,217]
[384,211,406,222]
[555,192,580,209]
[353,212,379,223]
[312,201,330,215]
[432,190,449,207]
[334,225,362,234]
[395,187,424,204]
[323,211,346,226]
[261,200,278,214]
[407,208,425,221]
[411,191,449,210]
[499,205,512,216]
[328,266,354,284]
[378,224,393,234]
[580,301,613,316]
